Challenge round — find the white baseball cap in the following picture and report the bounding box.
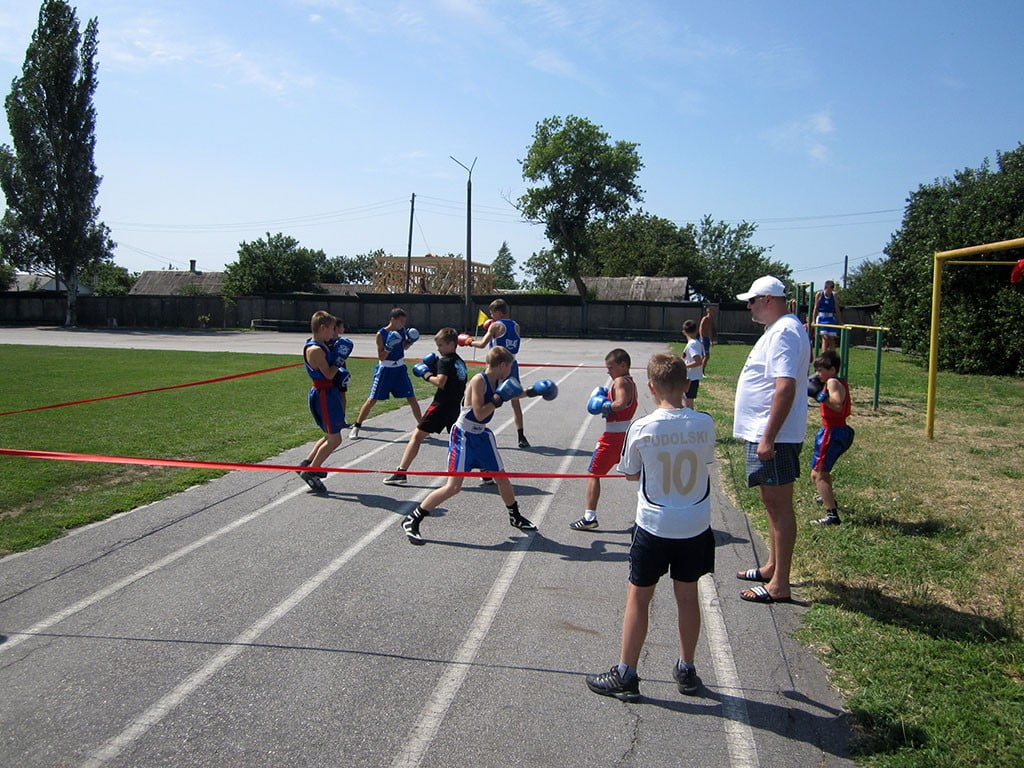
[736,276,787,302]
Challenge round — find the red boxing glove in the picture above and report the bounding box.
[482,318,494,331]
[457,333,474,347]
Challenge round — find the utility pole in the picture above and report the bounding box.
[450,156,476,331]
[843,254,849,288]
[405,193,415,294]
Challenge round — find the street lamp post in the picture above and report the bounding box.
[450,155,476,332]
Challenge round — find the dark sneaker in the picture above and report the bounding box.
[672,663,702,695]
[299,471,327,494]
[480,476,496,486]
[509,510,537,531]
[518,435,531,449]
[586,667,640,702]
[569,516,598,531]
[383,472,407,486]
[811,513,841,526]
[403,513,424,544]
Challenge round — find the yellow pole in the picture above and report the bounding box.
[925,253,944,439]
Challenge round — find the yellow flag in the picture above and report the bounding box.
[476,309,488,328]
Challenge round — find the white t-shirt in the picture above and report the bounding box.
[683,338,705,381]
[732,313,810,444]
[617,407,716,539]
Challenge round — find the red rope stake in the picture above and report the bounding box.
[0,448,622,479]
[0,363,304,418]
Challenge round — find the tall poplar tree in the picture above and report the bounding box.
[0,1,114,325]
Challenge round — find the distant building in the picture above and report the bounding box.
[566,276,690,301]
[129,260,226,296]
[9,272,93,295]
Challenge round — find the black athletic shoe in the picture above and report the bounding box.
[508,509,537,531]
[811,512,841,526]
[480,476,496,486]
[672,663,702,695]
[569,516,599,531]
[383,472,407,486]
[403,513,424,544]
[586,667,640,702]
[299,471,327,494]
[518,435,531,449]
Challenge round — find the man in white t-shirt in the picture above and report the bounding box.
[733,276,811,605]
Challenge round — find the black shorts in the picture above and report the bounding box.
[418,402,460,434]
[628,525,715,587]
[685,379,701,400]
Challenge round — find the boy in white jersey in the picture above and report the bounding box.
[585,353,716,702]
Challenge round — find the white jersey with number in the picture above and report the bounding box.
[617,407,716,539]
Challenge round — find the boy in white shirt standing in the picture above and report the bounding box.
[585,353,716,701]
[681,319,705,409]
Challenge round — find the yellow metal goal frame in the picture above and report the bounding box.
[925,237,1024,438]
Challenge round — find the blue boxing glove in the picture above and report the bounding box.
[405,327,420,344]
[815,385,830,403]
[526,379,558,401]
[333,337,354,361]
[420,351,439,372]
[334,367,351,389]
[492,376,524,407]
[384,330,403,352]
[412,362,431,379]
[587,386,611,415]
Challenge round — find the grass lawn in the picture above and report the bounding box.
[2,341,1022,766]
[0,344,431,553]
[690,343,1024,768]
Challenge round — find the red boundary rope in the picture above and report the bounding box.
[0,448,618,479]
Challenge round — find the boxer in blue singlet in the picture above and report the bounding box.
[400,346,537,544]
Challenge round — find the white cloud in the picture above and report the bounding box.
[768,110,836,163]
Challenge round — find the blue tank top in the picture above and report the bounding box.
[817,292,837,317]
[304,339,331,381]
[489,319,521,356]
[378,326,405,362]
[462,373,496,426]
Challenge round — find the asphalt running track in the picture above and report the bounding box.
[0,328,854,768]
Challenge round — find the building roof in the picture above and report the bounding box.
[566,276,689,301]
[129,270,226,295]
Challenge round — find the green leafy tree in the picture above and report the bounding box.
[491,241,518,289]
[0,0,114,325]
[522,248,566,292]
[878,144,1024,373]
[223,232,327,295]
[84,260,136,295]
[518,115,643,298]
[590,211,698,278]
[320,250,378,284]
[688,215,790,302]
[840,258,886,306]
[0,256,14,290]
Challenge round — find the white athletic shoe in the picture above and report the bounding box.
[349,425,361,440]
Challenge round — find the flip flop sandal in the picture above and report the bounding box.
[736,568,768,582]
[740,585,792,604]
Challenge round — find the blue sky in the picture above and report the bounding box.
[2,0,1023,292]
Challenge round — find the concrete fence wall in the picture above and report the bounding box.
[0,292,881,345]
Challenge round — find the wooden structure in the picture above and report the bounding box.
[371,254,493,295]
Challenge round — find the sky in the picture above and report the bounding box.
[2,0,1023,292]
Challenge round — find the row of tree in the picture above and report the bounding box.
[1,3,1021,373]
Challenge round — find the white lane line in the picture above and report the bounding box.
[699,575,760,768]
[79,515,396,768]
[0,436,406,655]
[79,365,585,768]
[391,386,591,768]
